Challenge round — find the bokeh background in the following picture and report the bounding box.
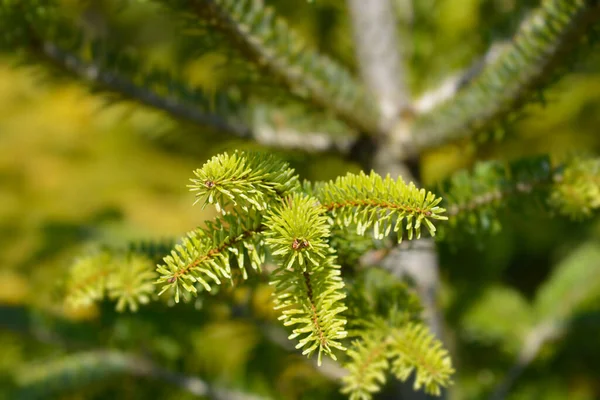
[1,0,599,399]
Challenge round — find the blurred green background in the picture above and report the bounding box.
[1,0,599,399]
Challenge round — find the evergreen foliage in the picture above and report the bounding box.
[2,1,600,399]
[265,194,347,365]
[413,0,600,148]
[156,209,266,302]
[341,269,453,398]
[154,0,381,133]
[189,151,300,212]
[0,0,251,136]
[439,155,600,240]
[315,172,447,241]
[66,252,157,312]
[155,150,449,381]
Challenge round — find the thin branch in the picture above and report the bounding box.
[37,41,353,153]
[412,0,600,150]
[446,169,552,218]
[347,0,409,128]
[489,322,562,400]
[37,41,251,138]
[16,350,266,400]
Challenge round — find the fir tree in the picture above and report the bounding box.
[1,1,599,399]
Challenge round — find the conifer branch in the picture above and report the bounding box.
[341,331,390,400]
[342,269,452,399]
[389,323,454,396]
[36,41,250,137]
[549,157,600,220]
[156,0,381,134]
[439,155,600,238]
[189,151,299,213]
[66,252,157,312]
[159,151,299,303]
[314,171,447,242]
[341,324,453,399]
[412,0,600,150]
[35,41,354,153]
[1,2,360,153]
[156,210,266,303]
[264,194,348,365]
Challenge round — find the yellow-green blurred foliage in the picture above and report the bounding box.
[0,61,213,312]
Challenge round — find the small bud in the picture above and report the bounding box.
[292,238,310,250]
[292,238,301,250]
[205,180,215,188]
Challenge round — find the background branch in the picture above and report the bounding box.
[414,41,509,114]
[35,41,250,138]
[412,0,600,150]
[164,0,381,135]
[38,41,356,153]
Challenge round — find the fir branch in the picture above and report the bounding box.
[156,0,381,134]
[65,252,113,308]
[264,194,331,271]
[264,194,348,365]
[35,41,355,153]
[65,252,157,312]
[189,150,299,213]
[269,261,348,365]
[314,171,447,242]
[549,157,600,220]
[156,209,266,303]
[14,350,265,400]
[341,323,453,399]
[343,268,451,399]
[341,330,390,400]
[440,155,600,238]
[389,323,454,396]
[31,40,354,153]
[441,155,553,237]
[158,151,299,304]
[412,0,600,149]
[36,40,250,137]
[107,255,157,313]
[0,0,253,137]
